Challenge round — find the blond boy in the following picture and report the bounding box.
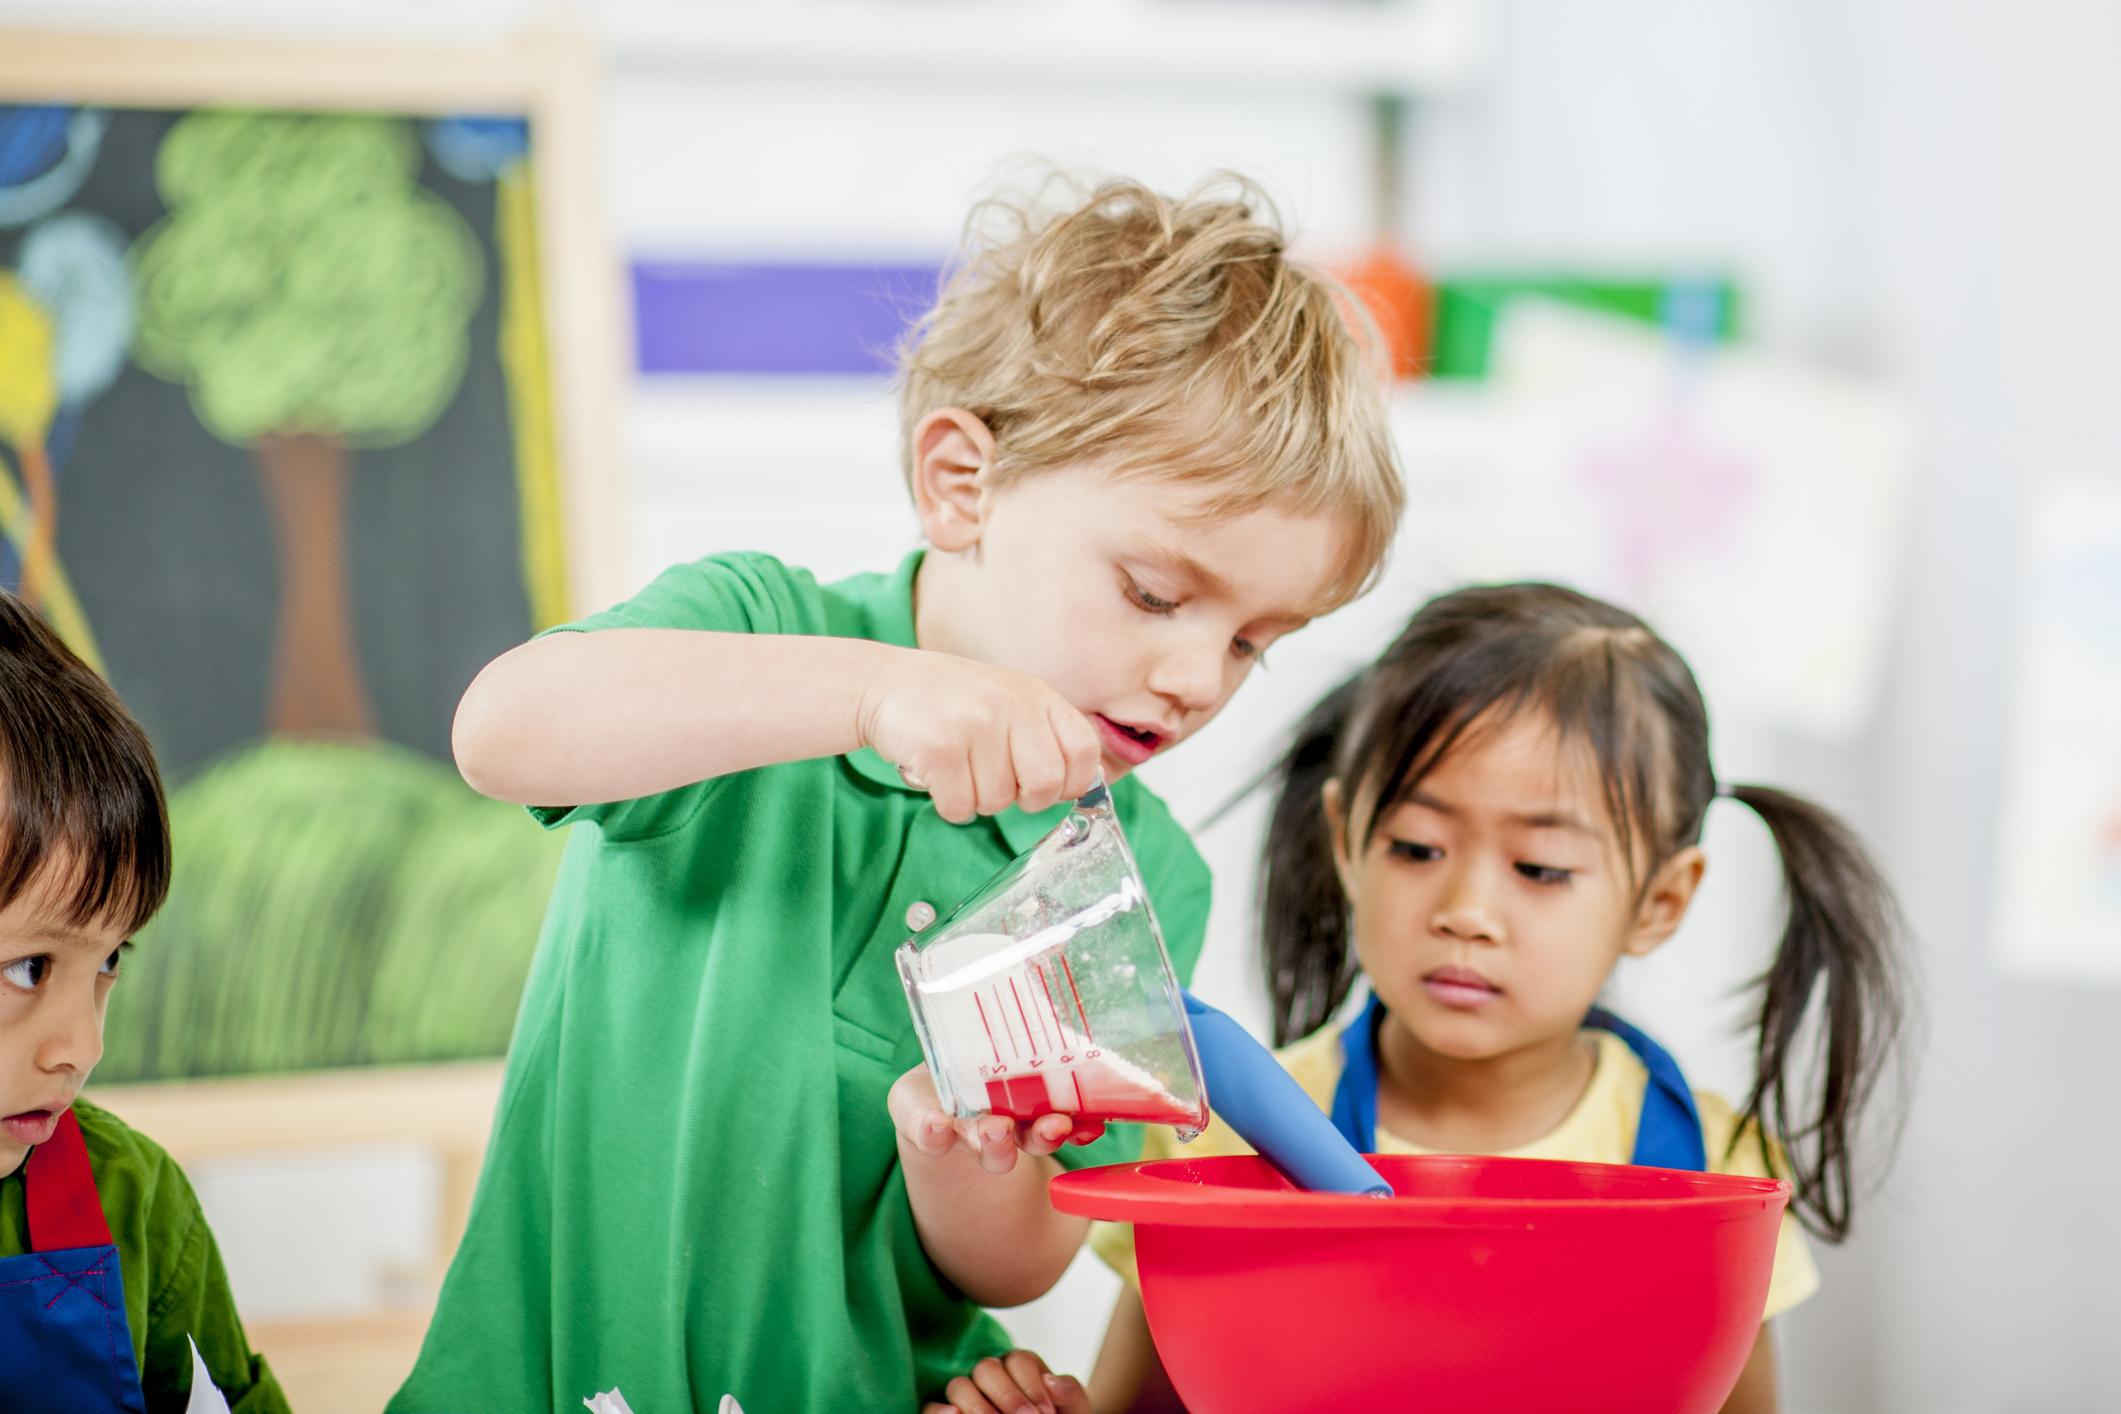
[392,177,1401,1414]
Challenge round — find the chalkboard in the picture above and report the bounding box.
[0,86,597,1081]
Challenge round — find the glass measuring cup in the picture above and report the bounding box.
[896,781,1209,1136]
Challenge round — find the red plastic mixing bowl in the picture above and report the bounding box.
[1050,1154,1790,1414]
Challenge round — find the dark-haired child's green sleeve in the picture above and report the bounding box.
[56,1100,291,1413]
[136,1189,290,1413]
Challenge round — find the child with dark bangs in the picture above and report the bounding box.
[0,590,288,1413]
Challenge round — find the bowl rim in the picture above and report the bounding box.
[1051,1153,1792,1231]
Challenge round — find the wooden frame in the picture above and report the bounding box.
[2,35,624,1407]
[0,26,630,617]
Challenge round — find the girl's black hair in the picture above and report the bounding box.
[1261,582,1909,1243]
[0,590,170,935]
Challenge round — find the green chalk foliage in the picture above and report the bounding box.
[130,111,484,448]
[99,738,568,1082]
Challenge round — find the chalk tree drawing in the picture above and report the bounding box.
[133,111,483,736]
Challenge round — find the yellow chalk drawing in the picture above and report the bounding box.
[0,457,105,673]
[496,160,569,631]
[0,269,87,639]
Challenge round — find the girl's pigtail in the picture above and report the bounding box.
[1727,784,1910,1244]
[1260,674,1365,1046]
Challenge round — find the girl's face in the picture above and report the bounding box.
[1329,710,1704,1062]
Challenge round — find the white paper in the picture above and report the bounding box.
[185,1336,231,1414]
[1991,481,2121,982]
[582,1384,744,1412]
[1383,301,1911,740]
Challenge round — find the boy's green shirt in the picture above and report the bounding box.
[0,1098,290,1414]
[390,551,1212,1414]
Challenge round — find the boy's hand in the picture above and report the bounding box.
[858,653,1102,822]
[922,1351,1094,1414]
[889,1066,1104,1175]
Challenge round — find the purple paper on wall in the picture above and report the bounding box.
[632,262,946,374]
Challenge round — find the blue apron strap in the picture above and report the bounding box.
[1583,1006,1708,1171]
[1328,995,1707,1170]
[1327,992,1386,1152]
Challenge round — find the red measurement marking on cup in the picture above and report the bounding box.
[1034,962,1073,1060]
[1009,978,1041,1059]
[975,992,1004,1065]
[1060,956,1094,1046]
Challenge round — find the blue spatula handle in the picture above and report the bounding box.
[1183,990,1392,1197]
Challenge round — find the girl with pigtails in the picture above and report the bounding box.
[1079,583,1913,1414]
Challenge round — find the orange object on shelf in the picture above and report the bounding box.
[1337,244,1433,380]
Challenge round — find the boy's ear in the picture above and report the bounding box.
[1322,778,1360,900]
[1623,846,1707,958]
[909,408,998,553]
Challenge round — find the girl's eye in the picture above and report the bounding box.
[1515,862,1575,886]
[2,955,50,990]
[1232,637,1259,660]
[1387,839,1442,863]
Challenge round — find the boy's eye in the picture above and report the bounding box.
[1125,577,1179,616]
[1515,862,1575,886]
[1386,839,1441,863]
[1232,637,1260,660]
[101,945,128,978]
[1,955,50,991]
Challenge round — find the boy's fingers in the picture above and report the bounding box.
[1052,704,1103,797]
[1001,1350,1058,1414]
[929,747,978,824]
[1018,1113,1075,1156]
[969,734,1019,818]
[939,1374,1002,1414]
[1044,1373,1094,1414]
[1009,718,1069,815]
[970,1355,1046,1414]
[977,1115,1020,1173]
[955,1115,1017,1172]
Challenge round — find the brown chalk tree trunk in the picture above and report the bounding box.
[254,431,376,738]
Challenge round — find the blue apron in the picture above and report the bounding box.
[1327,994,1709,1171]
[0,1107,148,1413]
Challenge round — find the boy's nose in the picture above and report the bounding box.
[1146,639,1226,715]
[36,993,106,1077]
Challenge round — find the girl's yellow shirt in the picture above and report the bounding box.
[1089,1025,1820,1320]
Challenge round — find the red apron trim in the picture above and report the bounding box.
[24,1109,115,1252]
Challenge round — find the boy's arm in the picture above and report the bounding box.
[888,1065,1088,1308]
[454,630,1100,823]
[1717,1326,1777,1414]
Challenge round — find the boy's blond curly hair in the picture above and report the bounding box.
[897,173,1403,607]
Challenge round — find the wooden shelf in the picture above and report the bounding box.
[88,1062,505,1166]
[599,0,1489,95]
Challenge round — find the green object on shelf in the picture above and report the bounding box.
[96,737,568,1083]
[1430,275,1742,380]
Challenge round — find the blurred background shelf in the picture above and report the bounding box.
[599,0,1487,94]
